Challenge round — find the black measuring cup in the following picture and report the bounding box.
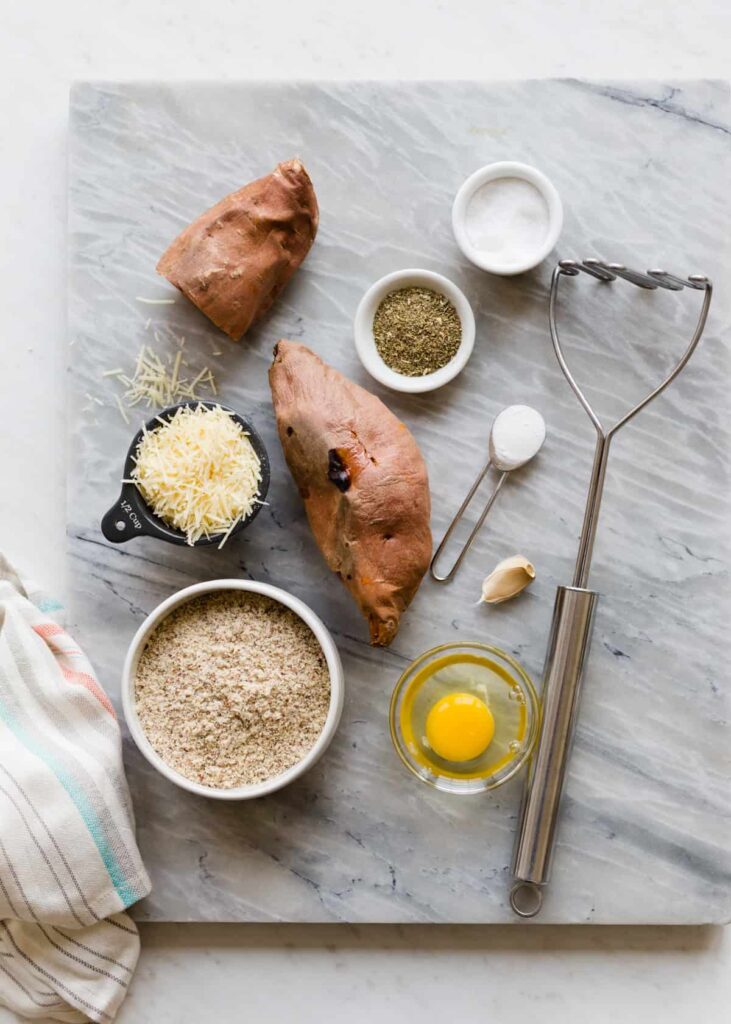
[101,401,271,546]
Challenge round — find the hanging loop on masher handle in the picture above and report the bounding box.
[549,259,713,589]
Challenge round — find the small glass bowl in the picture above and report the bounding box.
[389,642,539,794]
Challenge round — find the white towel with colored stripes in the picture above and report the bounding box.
[0,557,151,1023]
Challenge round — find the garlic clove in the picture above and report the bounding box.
[480,555,536,605]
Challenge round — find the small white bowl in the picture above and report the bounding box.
[353,268,476,393]
[121,579,344,800]
[452,161,563,276]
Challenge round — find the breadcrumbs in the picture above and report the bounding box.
[135,591,331,788]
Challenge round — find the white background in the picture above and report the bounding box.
[1,1,729,1021]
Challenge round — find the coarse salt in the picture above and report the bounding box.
[465,177,550,266]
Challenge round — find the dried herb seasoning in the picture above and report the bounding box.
[373,287,462,376]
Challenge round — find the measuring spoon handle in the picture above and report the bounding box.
[430,463,509,583]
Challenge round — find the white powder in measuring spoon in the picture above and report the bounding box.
[465,177,550,265]
[490,405,546,471]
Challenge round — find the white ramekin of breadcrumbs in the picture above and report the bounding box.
[121,580,344,800]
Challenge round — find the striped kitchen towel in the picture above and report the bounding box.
[0,555,150,1023]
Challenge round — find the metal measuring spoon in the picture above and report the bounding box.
[430,405,546,583]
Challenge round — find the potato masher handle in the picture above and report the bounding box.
[510,585,597,917]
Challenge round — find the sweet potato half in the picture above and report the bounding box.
[157,160,318,341]
[270,341,432,646]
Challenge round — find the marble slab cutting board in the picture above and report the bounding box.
[67,80,730,923]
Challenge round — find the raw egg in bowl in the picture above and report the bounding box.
[389,642,539,794]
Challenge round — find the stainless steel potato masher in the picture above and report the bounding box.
[510,259,713,918]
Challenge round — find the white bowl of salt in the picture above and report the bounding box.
[452,161,563,276]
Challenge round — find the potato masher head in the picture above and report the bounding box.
[548,260,713,590]
[510,259,713,918]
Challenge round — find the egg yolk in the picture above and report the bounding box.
[425,692,495,763]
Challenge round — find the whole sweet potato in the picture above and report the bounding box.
[270,341,432,646]
[157,160,318,341]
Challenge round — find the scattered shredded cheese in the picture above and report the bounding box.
[129,404,262,547]
[115,394,130,425]
[104,344,217,419]
[135,296,177,305]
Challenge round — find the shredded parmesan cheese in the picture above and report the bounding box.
[115,394,130,424]
[129,404,262,547]
[105,344,217,419]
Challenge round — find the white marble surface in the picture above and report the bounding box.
[67,78,730,925]
[1,0,731,1020]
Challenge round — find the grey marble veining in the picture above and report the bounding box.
[67,80,730,923]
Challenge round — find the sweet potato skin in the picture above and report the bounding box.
[157,160,318,341]
[270,341,432,646]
